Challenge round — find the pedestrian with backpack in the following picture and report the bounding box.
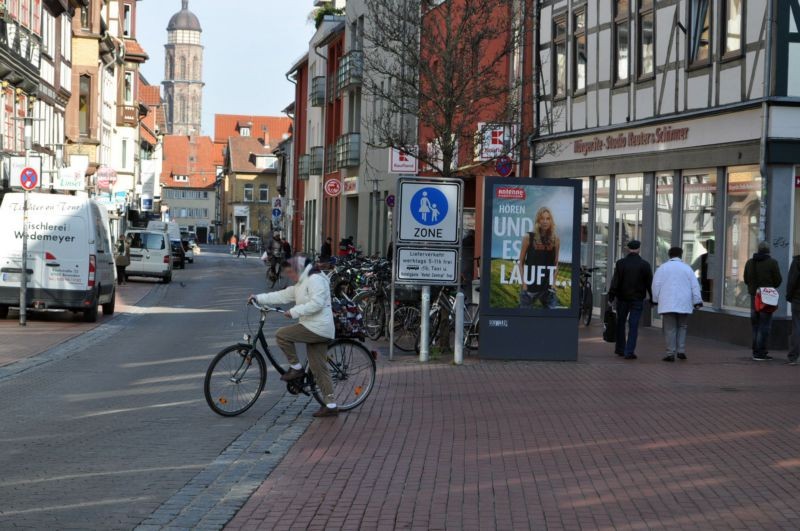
[744,241,782,361]
[651,247,703,362]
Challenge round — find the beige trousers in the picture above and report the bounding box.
[275,323,334,403]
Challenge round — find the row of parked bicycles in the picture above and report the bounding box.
[322,254,480,353]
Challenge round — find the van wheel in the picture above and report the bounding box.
[163,273,172,284]
[83,301,99,323]
[102,290,116,316]
[0,305,8,319]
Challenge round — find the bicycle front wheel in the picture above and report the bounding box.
[312,339,376,411]
[354,292,385,340]
[204,344,267,417]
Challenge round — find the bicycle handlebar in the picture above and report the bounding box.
[248,300,285,314]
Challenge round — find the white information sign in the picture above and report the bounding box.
[398,179,462,245]
[10,156,41,189]
[54,168,85,191]
[396,248,459,284]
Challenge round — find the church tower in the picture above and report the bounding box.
[163,0,204,135]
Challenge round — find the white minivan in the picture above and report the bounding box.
[0,193,117,322]
[125,229,172,283]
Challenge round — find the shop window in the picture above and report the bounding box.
[681,170,716,303]
[689,0,712,65]
[722,0,742,56]
[593,176,611,305]
[553,15,567,99]
[655,173,674,267]
[573,9,587,94]
[638,0,654,78]
[614,0,630,83]
[243,184,254,202]
[723,166,761,310]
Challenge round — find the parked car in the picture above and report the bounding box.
[181,240,195,263]
[125,230,173,283]
[171,240,186,269]
[246,236,261,252]
[0,193,117,322]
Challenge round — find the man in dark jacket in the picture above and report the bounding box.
[320,237,333,261]
[786,252,800,365]
[608,240,653,360]
[745,241,783,361]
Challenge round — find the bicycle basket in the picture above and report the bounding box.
[331,297,366,339]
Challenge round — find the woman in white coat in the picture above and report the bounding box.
[652,247,703,362]
[249,256,338,417]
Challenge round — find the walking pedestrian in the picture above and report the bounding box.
[652,247,702,362]
[745,241,782,361]
[237,239,248,258]
[608,240,653,360]
[230,234,237,254]
[282,238,292,258]
[320,237,333,262]
[114,235,130,285]
[786,249,800,365]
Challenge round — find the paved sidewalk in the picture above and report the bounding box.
[0,280,156,367]
[228,326,800,530]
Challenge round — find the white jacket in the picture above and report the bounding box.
[255,264,335,339]
[652,258,702,314]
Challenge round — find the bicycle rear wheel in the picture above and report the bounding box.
[204,344,267,417]
[354,292,385,340]
[393,305,420,351]
[312,339,376,411]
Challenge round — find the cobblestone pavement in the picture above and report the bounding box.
[0,250,301,530]
[228,327,800,530]
[0,280,156,367]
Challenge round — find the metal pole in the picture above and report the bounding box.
[420,285,430,362]
[19,152,29,327]
[388,210,396,361]
[454,291,464,365]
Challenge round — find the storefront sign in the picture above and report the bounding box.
[480,177,581,361]
[54,168,85,191]
[324,178,341,197]
[389,147,419,174]
[396,248,458,284]
[343,177,359,195]
[538,108,763,165]
[476,123,519,161]
[233,205,249,217]
[96,166,117,189]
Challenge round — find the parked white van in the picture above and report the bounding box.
[0,193,117,322]
[125,229,172,283]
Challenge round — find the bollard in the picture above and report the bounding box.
[420,286,430,362]
[454,291,464,365]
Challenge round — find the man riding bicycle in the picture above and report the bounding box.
[249,256,338,418]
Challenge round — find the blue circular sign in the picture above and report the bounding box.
[272,208,282,217]
[410,187,448,226]
[496,156,513,177]
[20,167,38,190]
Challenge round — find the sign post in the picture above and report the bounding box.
[394,177,463,362]
[18,166,38,327]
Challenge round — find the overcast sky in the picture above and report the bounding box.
[138,0,314,137]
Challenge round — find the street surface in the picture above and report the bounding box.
[0,248,298,529]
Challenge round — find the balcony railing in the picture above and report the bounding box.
[324,144,336,175]
[117,104,138,126]
[335,133,361,169]
[311,76,326,107]
[309,146,324,175]
[298,154,310,180]
[337,50,363,93]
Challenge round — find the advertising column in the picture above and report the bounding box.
[480,177,581,360]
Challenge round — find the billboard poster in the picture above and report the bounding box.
[480,177,581,361]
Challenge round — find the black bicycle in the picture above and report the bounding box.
[204,301,377,416]
[578,266,598,326]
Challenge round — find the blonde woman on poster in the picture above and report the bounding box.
[518,207,560,308]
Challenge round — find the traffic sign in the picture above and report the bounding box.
[395,247,459,285]
[386,194,395,208]
[397,179,462,245]
[272,208,282,217]
[496,156,513,177]
[324,179,341,197]
[19,167,38,190]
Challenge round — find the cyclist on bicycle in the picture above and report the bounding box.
[248,255,338,418]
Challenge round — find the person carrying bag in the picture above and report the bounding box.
[744,241,782,361]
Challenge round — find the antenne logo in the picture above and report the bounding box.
[496,186,526,200]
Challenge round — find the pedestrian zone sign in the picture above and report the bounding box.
[397,178,462,245]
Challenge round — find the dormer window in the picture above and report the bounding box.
[173,175,189,182]
[240,127,251,137]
